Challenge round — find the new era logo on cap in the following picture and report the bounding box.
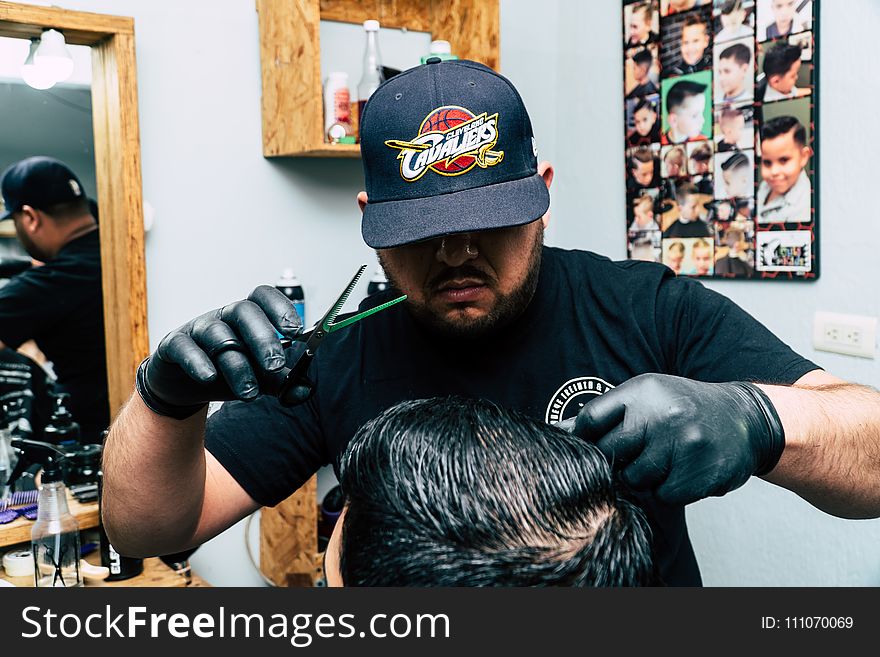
[359,60,549,249]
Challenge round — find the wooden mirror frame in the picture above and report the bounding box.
[0,1,148,419]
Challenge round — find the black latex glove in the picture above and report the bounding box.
[563,373,785,506]
[135,285,307,420]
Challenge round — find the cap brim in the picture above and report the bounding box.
[361,173,550,249]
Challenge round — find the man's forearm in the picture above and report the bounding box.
[102,393,209,557]
[759,378,880,519]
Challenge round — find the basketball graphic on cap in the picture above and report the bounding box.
[419,106,477,174]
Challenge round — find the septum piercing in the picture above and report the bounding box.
[438,235,478,258]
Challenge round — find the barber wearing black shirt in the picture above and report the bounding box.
[103,61,880,585]
[0,157,109,442]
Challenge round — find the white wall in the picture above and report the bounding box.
[44,0,880,586]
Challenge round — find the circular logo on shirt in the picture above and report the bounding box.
[545,376,615,424]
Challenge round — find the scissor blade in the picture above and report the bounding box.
[326,294,407,333]
[320,264,367,331]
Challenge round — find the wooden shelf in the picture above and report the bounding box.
[256,0,500,158]
[0,491,99,549]
[301,143,361,158]
[1,556,210,587]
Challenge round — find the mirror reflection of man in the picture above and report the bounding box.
[0,157,109,443]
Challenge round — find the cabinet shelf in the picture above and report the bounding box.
[256,0,500,158]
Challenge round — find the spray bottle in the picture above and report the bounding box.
[43,392,80,448]
[9,438,82,587]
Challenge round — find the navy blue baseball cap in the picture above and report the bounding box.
[0,156,87,221]
[360,59,550,248]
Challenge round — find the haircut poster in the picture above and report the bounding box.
[623,0,818,279]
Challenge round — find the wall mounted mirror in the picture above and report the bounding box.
[0,2,148,432]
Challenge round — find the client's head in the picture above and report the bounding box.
[326,396,655,587]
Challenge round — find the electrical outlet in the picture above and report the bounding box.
[813,311,877,359]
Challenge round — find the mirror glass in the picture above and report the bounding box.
[0,35,108,446]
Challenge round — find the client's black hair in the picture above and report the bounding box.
[337,397,656,587]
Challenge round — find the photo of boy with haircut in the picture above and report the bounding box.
[714,40,753,104]
[629,193,661,233]
[627,146,660,193]
[625,1,659,46]
[669,12,713,75]
[759,0,810,41]
[661,77,709,144]
[627,96,660,146]
[688,237,714,275]
[716,150,753,199]
[715,104,752,152]
[626,47,660,98]
[688,141,713,175]
[757,115,812,224]
[662,239,686,273]
[760,41,809,102]
[662,181,711,238]
[715,0,754,43]
[714,224,755,276]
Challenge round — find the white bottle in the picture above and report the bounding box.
[357,20,384,132]
[323,72,352,142]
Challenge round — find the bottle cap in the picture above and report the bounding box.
[327,123,348,143]
[363,19,379,31]
[429,40,451,55]
[277,268,300,287]
[327,71,349,82]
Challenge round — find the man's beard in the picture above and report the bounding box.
[379,226,544,341]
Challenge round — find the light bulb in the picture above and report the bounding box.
[20,38,56,90]
[35,29,74,83]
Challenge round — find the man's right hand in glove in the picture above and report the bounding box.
[135,285,304,420]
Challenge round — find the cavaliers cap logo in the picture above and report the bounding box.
[385,105,504,182]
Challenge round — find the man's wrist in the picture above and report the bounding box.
[135,357,207,421]
[737,382,786,476]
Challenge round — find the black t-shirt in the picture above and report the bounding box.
[0,230,108,441]
[663,219,712,238]
[206,247,818,586]
[0,348,51,438]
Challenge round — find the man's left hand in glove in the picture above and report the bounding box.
[562,373,785,506]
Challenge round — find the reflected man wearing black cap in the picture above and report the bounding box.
[0,156,109,442]
[103,60,880,587]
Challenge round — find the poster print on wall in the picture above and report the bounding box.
[622,0,819,280]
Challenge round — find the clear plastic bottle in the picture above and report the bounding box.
[357,19,384,137]
[32,456,82,587]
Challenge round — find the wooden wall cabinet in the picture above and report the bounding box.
[256,0,500,158]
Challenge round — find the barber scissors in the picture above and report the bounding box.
[268,264,406,406]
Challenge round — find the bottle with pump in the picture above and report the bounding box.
[357,19,384,135]
[10,438,82,587]
[276,268,305,325]
[43,392,80,448]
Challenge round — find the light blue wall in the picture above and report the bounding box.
[50,0,880,586]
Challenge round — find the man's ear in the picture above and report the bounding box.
[537,162,554,229]
[18,205,40,233]
[357,192,368,213]
[538,161,554,190]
